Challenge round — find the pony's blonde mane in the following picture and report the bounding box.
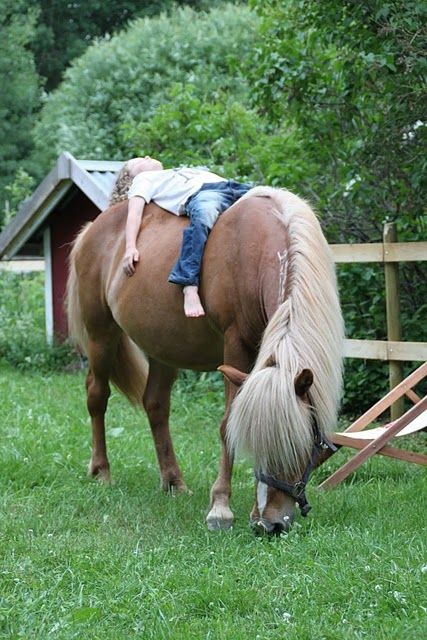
[227,187,344,477]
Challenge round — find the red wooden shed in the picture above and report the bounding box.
[0,152,124,340]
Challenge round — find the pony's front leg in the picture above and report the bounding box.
[207,335,254,531]
[206,405,235,530]
[143,359,187,492]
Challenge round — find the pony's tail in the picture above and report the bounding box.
[227,187,344,478]
[66,223,91,357]
[66,224,148,408]
[109,335,148,408]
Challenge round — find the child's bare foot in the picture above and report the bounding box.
[183,286,205,317]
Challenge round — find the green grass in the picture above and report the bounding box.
[1,364,426,639]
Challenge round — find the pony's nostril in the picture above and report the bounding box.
[272,523,285,536]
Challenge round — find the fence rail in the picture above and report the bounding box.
[0,259,44,272]
[332,224,426,419]
[330,241,427,263]
[344,339,427,362]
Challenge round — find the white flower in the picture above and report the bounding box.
[392,591,407,604]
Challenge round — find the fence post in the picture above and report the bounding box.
[383,222,404,419]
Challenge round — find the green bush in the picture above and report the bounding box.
[30,0,225,91]
[123,81,318,192]
[248,0,426,242]
[0,271,76,371]
[1,169,35,229]
[32,4,259,175]
[0,2,42,224]
[337,260,427,415]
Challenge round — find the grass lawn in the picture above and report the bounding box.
[0,363,426,639]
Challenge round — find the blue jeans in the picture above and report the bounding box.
[168,180,251,286]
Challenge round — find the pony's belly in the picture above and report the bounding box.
[108,260,225,370]
[115,313,224,371]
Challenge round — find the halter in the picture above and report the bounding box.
[254,412,337,517]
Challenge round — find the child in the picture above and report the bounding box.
[123,156,251,317]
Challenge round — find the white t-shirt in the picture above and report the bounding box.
[127,167,226,215]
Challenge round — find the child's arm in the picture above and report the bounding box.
[123,196,145,276]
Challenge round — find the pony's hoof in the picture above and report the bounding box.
[88,461,111,484]
[161,478,189,494]
[206,506,234,531]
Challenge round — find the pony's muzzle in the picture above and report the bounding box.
[250,513,294,536]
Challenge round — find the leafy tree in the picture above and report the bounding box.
[124,82,316,189]
[0,2,41,225]
[2,169,35,230]
[32,4,259,174]
[126,84,262,180]
[31,0,226,90]
[1,0,233,222]
[249,0,426,243]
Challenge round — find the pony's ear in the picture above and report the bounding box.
[218,364,248,387]
[294,369,314,397]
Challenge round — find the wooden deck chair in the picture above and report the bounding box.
[318,362,427,489]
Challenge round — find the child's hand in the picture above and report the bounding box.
[123,248,139,276]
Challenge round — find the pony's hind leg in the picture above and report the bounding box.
[143,359,187,493]
[86,335,119,482]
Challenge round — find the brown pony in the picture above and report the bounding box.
[66,186,344,534]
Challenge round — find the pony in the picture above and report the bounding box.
[66,184,344,534]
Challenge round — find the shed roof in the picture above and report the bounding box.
[0,152,124,259]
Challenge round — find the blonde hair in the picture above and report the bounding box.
[109,162,133,206]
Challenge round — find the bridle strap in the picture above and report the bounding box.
[255,469,313,517]
[255,411,337,517]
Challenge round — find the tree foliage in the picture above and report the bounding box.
[249,0,426,243]
[0,2,41,221]
[32,4,259,173]
[31,0,224,90]
[124,82,315,190]
[0,1,233,222]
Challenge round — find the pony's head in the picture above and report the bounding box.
[219,363,333,535]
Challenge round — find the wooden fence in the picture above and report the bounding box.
[331,222,427,419]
